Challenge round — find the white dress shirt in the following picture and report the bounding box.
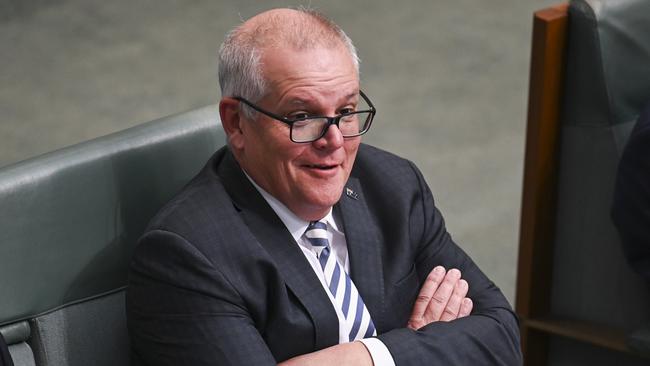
[246,175,396,366]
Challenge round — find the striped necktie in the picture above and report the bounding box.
[304,221,376,341]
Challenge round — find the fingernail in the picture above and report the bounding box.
[434,266,445,274]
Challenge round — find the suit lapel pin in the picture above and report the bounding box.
[345,187,359,200]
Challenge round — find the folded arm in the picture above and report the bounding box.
[371,161,521,365]
[279,266,475,366]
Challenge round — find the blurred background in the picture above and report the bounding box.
[0,0,558,304]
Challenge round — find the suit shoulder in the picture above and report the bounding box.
[144,150,236,241]
[354,143,423,181]
[357,143,407,162]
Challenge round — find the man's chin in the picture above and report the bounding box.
[297,191,345,219]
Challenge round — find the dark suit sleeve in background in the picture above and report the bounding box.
[0,333,14,366]
[612,103,650,283]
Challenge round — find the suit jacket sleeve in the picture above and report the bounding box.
[375,160,522,365]
[127,229,277,366]
[612,103,650,282]
[0,333,13,366]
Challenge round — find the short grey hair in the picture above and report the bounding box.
[218,8,360,118]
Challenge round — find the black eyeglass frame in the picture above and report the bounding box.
[234,90,376,143]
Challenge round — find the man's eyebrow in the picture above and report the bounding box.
[288,93,359,106]
[342,92,359,101]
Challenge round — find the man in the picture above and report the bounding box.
[127,8,521,365]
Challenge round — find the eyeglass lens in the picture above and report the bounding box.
[292,112,371,142]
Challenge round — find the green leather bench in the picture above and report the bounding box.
[0,105,224,366]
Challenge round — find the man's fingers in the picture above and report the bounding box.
[407,266,446,330]
[459,297,473,318]
[407,267,472,329]
[425,268,461,322]
[439,279,468,322]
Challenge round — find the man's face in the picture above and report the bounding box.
[235,45,361,221]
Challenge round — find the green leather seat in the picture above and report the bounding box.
[0,105,224,366]
[549,0,650,364]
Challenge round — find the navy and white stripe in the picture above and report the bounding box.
[304,221,376,341]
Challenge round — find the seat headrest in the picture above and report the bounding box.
[564,0,650,127]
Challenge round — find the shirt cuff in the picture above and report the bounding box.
[358,337,396,366]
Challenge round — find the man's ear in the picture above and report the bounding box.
[219,98,246,151]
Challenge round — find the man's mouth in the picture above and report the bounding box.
[304,164,338,170]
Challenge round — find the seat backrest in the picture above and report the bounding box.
[551,0,650,331]
[516,0,650,365]
[548,0,650,361]
[0,105,224,366]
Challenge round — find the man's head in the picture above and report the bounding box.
[218,8,367,221]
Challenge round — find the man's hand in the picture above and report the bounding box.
[407,266,473,330]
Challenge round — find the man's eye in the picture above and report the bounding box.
[339,108,355,115]
[288,112,310,120]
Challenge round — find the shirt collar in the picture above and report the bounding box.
[243,172,340,242]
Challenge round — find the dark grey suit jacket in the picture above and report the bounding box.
[126,144,521,365]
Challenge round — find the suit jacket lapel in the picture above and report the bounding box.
[216,150,339,349]
[336,177,386,331]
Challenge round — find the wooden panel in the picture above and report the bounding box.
[515,4,569,366]
[516,2,569,319]
[526,317,629,353]
[522,328,554,366]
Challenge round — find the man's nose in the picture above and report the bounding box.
[313,124,344,149]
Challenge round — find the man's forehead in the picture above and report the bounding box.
[259,43,359,101]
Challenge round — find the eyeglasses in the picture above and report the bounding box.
[234,90,376,143]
